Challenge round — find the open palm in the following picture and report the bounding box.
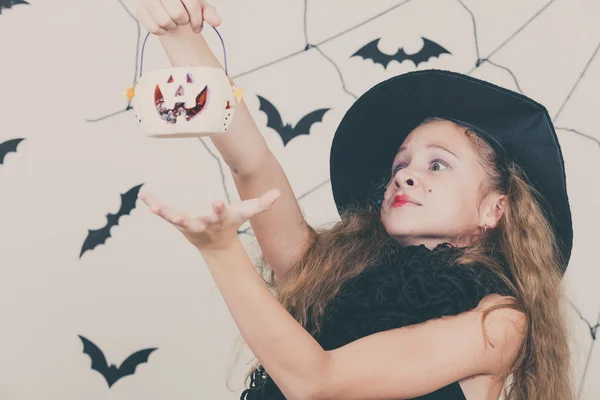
[138,189,281,252]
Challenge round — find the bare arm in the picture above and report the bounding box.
[232,153,317,280]
[153,24,316,279]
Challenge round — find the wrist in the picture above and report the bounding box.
[197,237,243,261]
[157,24,223,70]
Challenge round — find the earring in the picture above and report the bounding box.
[480,225,488,233]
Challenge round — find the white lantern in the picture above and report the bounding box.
[132,67,237,138]
[131,29,241,138]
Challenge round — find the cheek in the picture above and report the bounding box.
[443,186,480,218]
[430,182,474,212]
[382,181,394,200]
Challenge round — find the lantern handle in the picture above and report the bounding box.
[138,26,229,78]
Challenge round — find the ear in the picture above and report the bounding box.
[479,193,507,229]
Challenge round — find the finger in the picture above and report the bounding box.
[237,190,281,220]
[212,200,226,215]
[139,192,182,225]
[160,0,190,25]
[260,189,281,208]
[171,214,188,228]
[182,0,204,32]
[197,210,218,224]
[156,207,193,231]
[148,0,178,31]
[202,3,221,27]
[151,203,178,223]
[138,191,157,208]
[136,5,167,35]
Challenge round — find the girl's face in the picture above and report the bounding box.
[380,120,505,249]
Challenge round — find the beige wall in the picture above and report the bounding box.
[0,0,598,398]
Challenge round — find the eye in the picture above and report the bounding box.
[391,159,449,176]
[391,163,405,176]
[431,159,449,171]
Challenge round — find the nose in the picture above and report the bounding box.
[393,168,420,189]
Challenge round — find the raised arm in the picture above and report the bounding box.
[136,1,317,280]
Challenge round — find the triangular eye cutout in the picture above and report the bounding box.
[186,73,194,83]
[167,75,174,83]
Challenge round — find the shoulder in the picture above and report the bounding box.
[475,293,528,376]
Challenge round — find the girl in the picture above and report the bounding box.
[136,1,575,399]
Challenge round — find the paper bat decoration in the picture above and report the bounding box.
[351,37,451,68]
[0,138,24,164]
[0,0,29,14]
[78,335,158,388]
[257,95,330,146]
[79,184,144,258]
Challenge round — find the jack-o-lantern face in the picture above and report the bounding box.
[154,73,208,124]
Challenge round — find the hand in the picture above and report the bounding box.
[136,0,221,35]
[138,189,281,252]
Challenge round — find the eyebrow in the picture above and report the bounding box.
[396,143,461,160]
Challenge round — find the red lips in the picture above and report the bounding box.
[393,194,419,207]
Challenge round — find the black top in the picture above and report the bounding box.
[241,243,514,399]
